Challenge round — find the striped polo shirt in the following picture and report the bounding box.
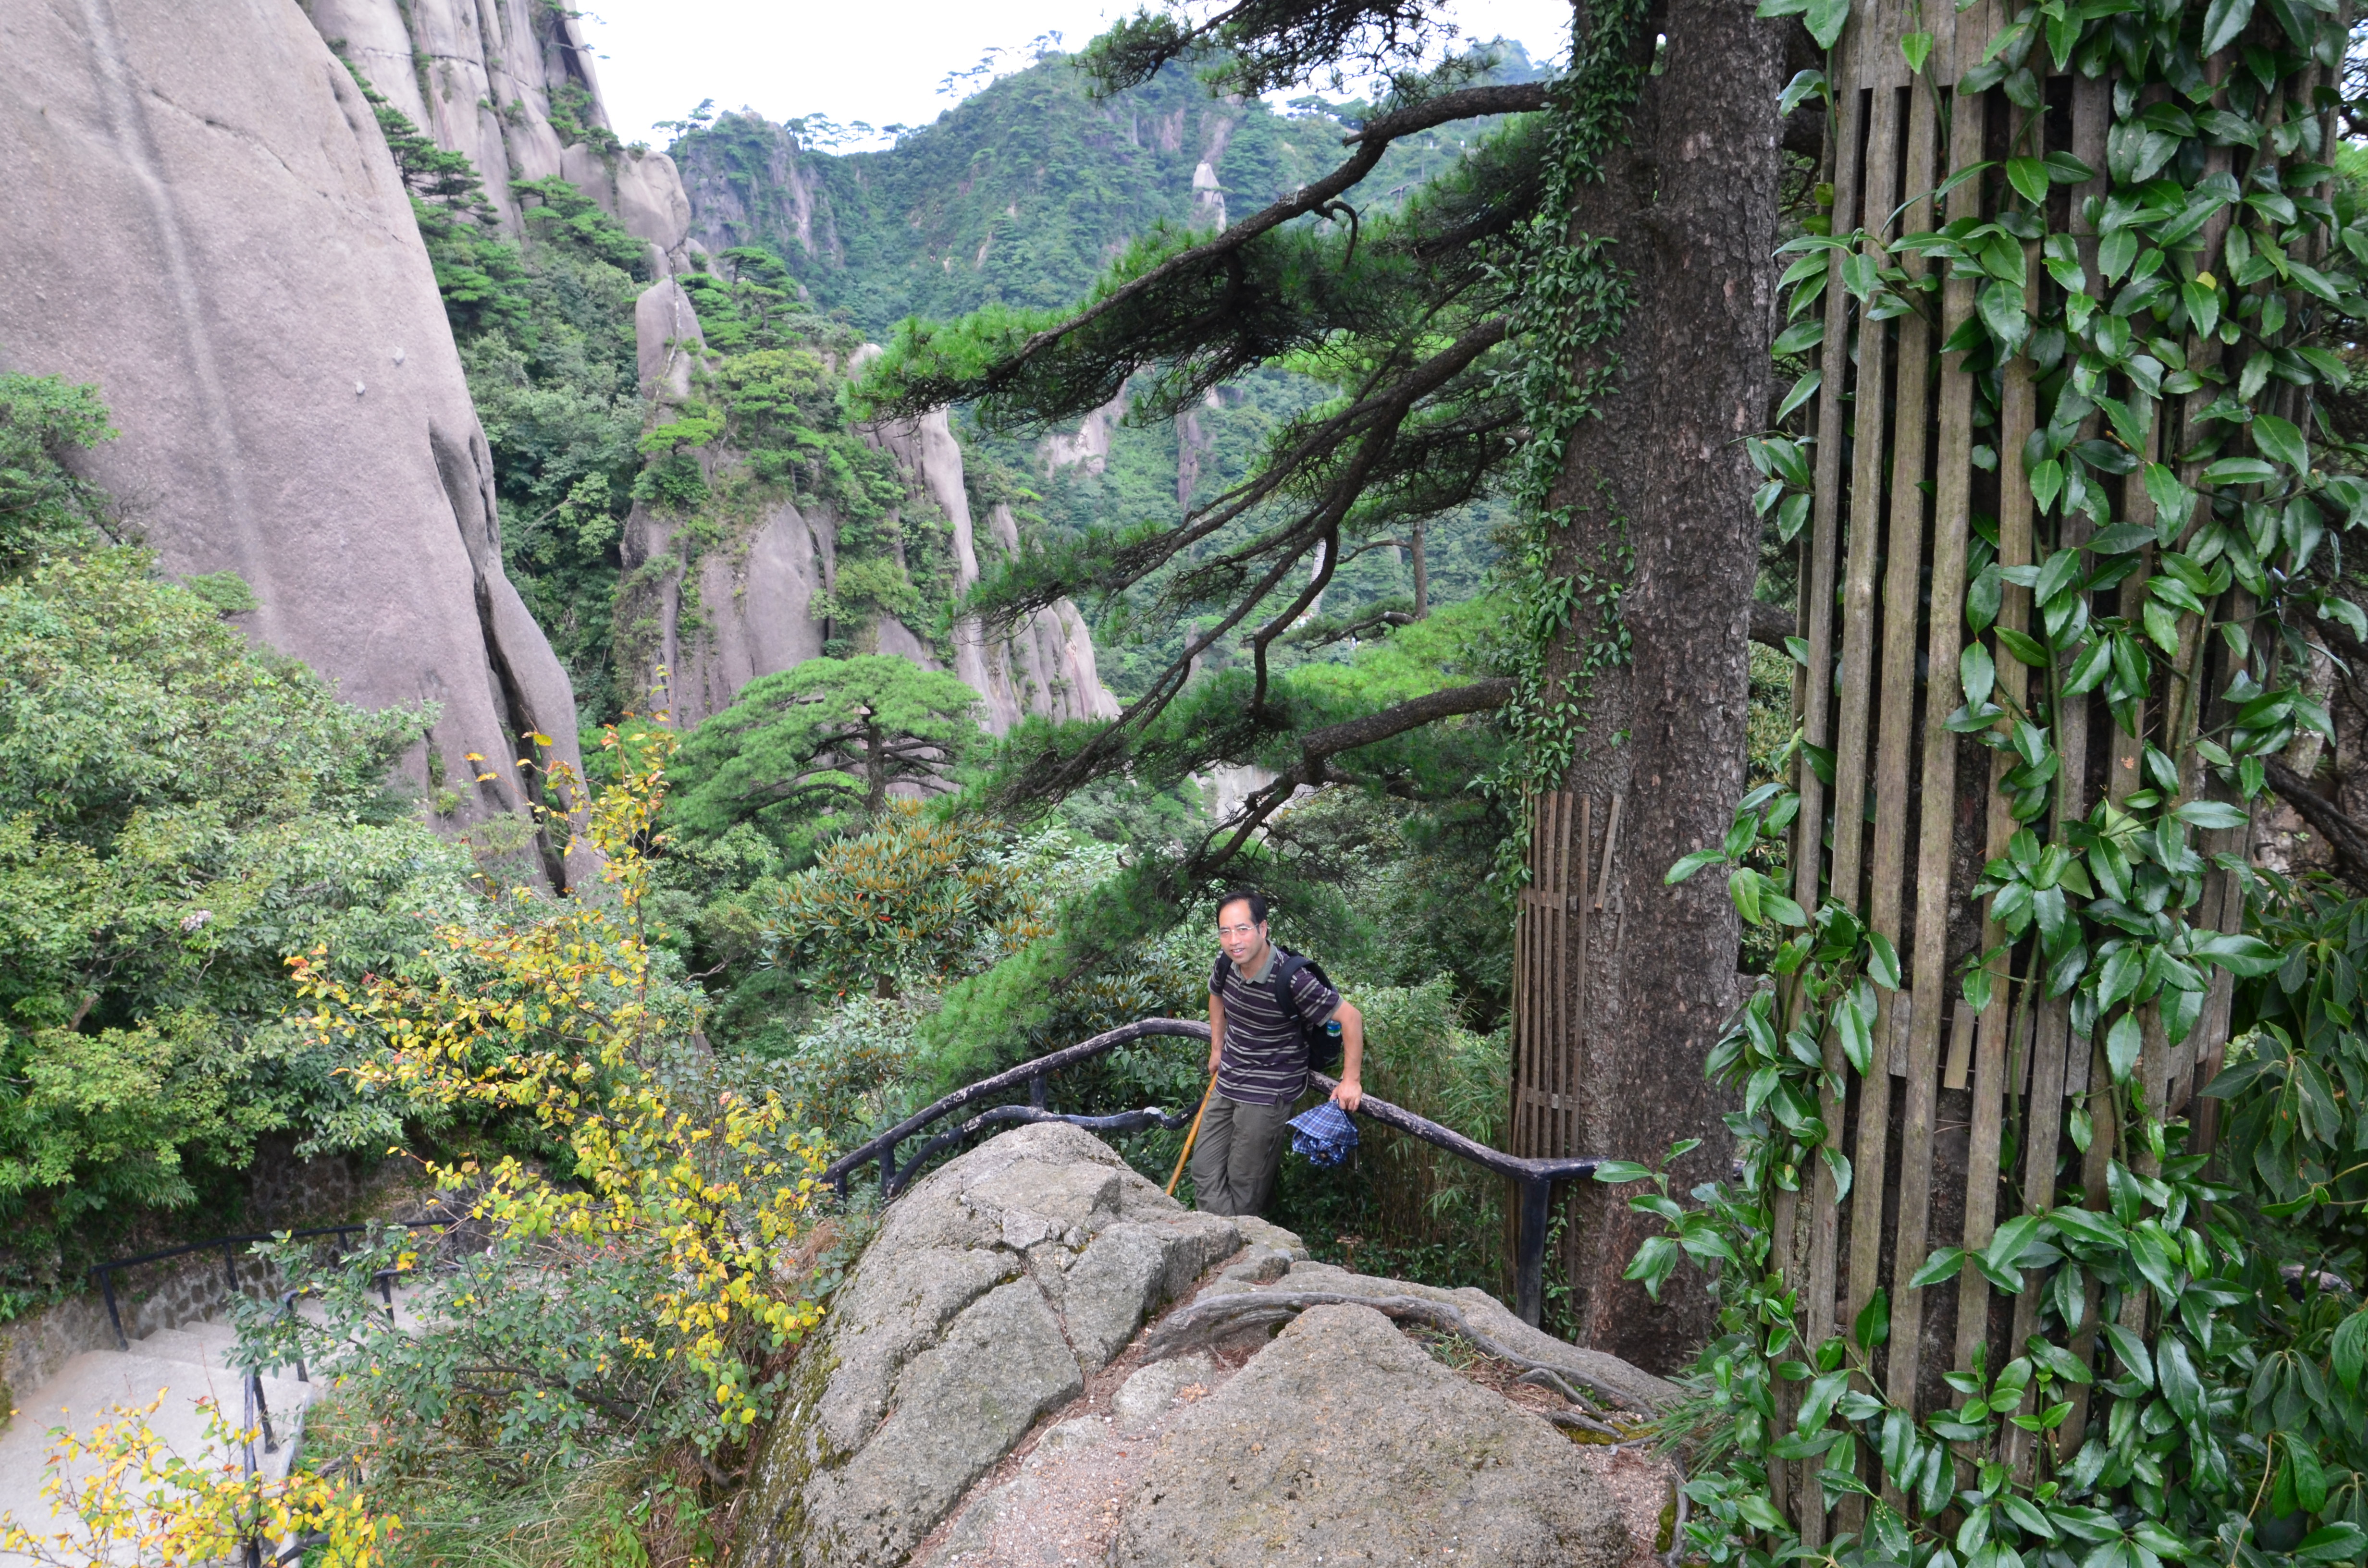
[1213,945,1341,1106]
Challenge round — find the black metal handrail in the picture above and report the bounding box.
[876,1105,1193,1195]
[241,1372,265,1568]
[820,1017,1214,1197]
[819,1016,1606,1326]
[90,1219,453,1351]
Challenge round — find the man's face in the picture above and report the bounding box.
[1217,901,1267,967]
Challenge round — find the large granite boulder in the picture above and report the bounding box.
[1110,1302,1635,1568]
[737,1124,1240,1568]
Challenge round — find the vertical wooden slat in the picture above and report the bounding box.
[1938,0,2002,81]
[1525,800,1544,1156]
[1944,1002,1979,1092]
[1571,793,1590,1158]
[1538,789,1554,1156]
[2110,413,2160,807]
[2006,69,2110,1476]
[2189,819,2244,1134]
[2057,1033,2117,1460]
[1555,790,1575,1155]
[1535,790,1552,1155]
[1887,77,1985,1422]
[1514,793,1534,1156]
[1805,71,1908,1529]
[1797,86,1870,915]
[1852,71,1941,1330]
[1956,92,2044,1374]
[1826,84,1906,910]
[1548,791,1564,1155]
[1528,792,1540,1152]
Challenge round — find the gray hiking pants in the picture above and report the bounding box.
[1191,1091,1295,1217]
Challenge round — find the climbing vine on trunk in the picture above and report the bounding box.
[1627,0,2368,1563]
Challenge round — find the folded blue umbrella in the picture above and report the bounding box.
[1286,1100,1359,1168]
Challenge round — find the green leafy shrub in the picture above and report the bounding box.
[739,992,930,1148]
[0,373,115,571]
[755,801,1052,1000]
[0,545,471,1291]
[515,176,650,279]
[545,82,622,158]
[234,734,828,1568]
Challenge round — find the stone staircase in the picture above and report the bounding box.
[0,1313,317,1557]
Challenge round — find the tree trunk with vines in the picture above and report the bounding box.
[1541,0,1785,1372]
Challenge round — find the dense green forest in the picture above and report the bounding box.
[667,47,1548,695]
[0,373,474,1298]
[21,9,2368,1568]
[669,44,1547,335]
[0,49,1530,1304]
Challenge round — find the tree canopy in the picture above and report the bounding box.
[669,656,985,851]
[0,380,471,1285]
[851,50,1556,851]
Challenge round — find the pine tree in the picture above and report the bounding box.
[670,656,984,852]
[860,2,1786,1364]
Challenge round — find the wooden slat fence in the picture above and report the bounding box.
[1510,0,2321,1530]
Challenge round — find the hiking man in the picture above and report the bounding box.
[1192,888,1363,1218]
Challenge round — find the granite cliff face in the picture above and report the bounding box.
[1,0,1111,854]
[615,404,1120,735]
[322,3,1120,738]
[0,0,583,864]
[868,408,1120,736]
[307,0,696,272]
[675,114,837,274]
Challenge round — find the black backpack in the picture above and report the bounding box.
[1211,946,1343,1073]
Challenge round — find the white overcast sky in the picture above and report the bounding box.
[580,0,1576,151]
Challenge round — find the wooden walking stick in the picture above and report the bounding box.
[1167,1073,1218,1197]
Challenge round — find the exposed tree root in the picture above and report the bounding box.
[1142,1289,1643,1432]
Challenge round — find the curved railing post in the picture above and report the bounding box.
[1512,1176,1555,1327]
[241,1375,264,1568]
[811,1018,1614,1332]
[98,1266,126,1350]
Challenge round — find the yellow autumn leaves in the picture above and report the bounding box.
[0,1396,392,1568]
[292,725,828,1437]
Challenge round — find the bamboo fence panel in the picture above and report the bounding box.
[1506,11,2296,1511]
[1752,0,2280,1522]
[1514,791,1585,1161]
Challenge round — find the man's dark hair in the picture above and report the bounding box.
[1217,887,1268,926]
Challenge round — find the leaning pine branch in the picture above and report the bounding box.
[970,84,1547,396]
[1190,677,1513,877]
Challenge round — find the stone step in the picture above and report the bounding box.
[0,1347,317,1563]
[126,1321,238,1369]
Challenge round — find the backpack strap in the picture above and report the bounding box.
[1215,948,1322,1015]
[1268,949,1317,1020]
